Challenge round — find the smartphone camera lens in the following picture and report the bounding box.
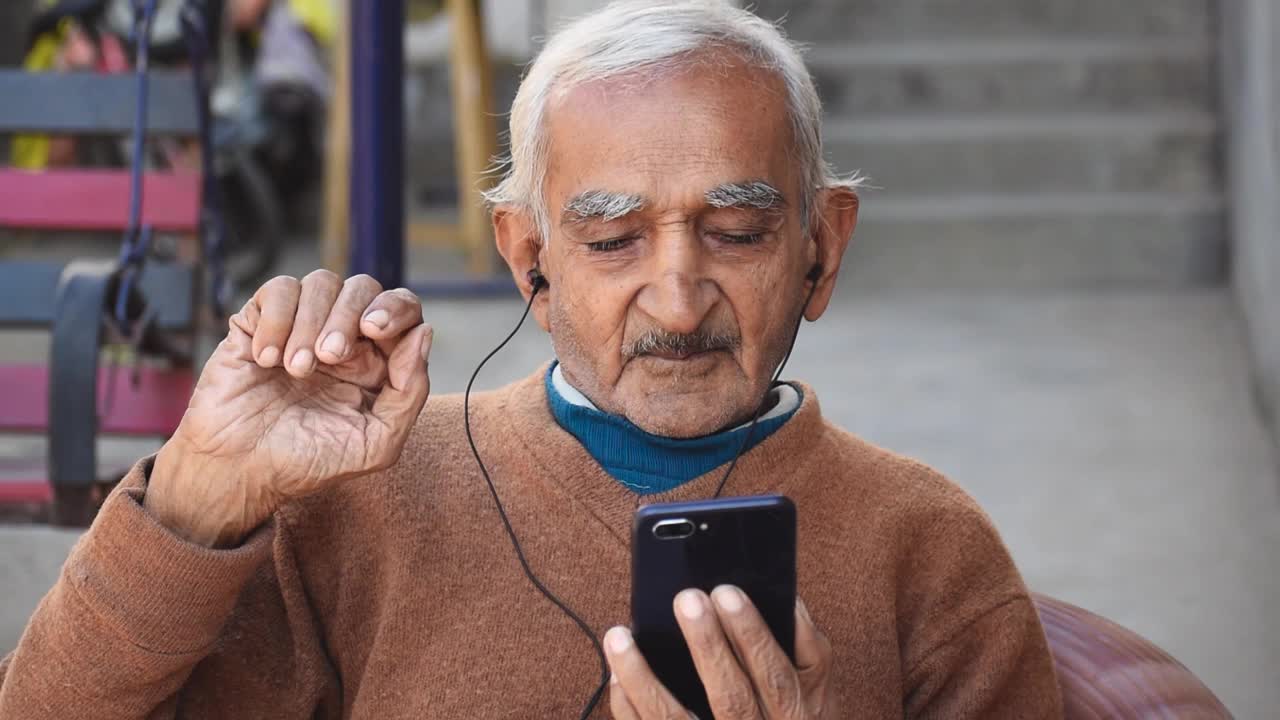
[652,519,696,540]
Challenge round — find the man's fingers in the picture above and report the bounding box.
[793,599,820,668]
[793,598,833,702]
[250,276,301,367]
[604,626,691,720]
[314,341,389,391]
[366,323,432,468]
[212,307,262,379]
[315,274,383,365]
[674,590,762,720]
[346,290,428,397]
[710,585,805,719]
[230,296,260,335]
[386,323,432,393]
[283,270,342,378]
[609,674,643,720]
[225,297,261,361]
[360,288,425,356]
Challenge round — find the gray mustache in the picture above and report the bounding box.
[624,329,741,358]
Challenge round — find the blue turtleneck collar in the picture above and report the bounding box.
[544,363,801,495]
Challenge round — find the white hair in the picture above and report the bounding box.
[482,0,863,239]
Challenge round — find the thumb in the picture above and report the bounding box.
[366,323,432,465]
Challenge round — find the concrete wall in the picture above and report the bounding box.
[543,0,607,27]
[1221,0,1280,448]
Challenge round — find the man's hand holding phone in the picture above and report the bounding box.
[606,587,837,719]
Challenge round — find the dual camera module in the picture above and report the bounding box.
[652,518,710,540]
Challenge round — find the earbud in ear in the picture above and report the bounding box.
[527,268,548,291]
[805,263,824,283]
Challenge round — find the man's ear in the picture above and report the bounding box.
[493,205,551,331]
[803,187,859,322]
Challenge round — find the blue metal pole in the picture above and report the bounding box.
[350,0,405,288]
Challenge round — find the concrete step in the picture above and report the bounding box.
[846,192,1226,290]
[809,39,1215,115]
[756,0,1213,41]
[827,112,1220,194]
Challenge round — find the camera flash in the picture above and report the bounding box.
[699,523,708,531]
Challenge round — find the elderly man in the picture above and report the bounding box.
[1,2,1062,718]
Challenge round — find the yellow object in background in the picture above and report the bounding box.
[12,0,335,170]
[289,0,336,46]
[10,25,65,170]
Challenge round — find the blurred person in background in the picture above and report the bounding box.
[0,2,1064,718]
[9,0,333,287]
[12,0,332,227]
[10,0,126,169]
[224,0,333,224]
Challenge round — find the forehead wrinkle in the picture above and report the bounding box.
[562,190,648,224]
[703,181,787,212]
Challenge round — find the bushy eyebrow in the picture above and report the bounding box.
[562,190,647,223]
[560,181,785,226]
[704,181,787,211]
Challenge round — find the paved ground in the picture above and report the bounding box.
[2,275,1277,716]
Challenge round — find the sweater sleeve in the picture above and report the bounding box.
[903,596,1062,719]
[0,458,339,719]
[894,468,1063,720]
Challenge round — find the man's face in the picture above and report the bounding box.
[537,57,816,438]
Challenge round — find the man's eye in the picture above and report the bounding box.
[586,237,635,252]
[716,232,764,245]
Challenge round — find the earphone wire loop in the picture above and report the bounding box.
[463,285,610,720]
[712,275,820,498]
[466,268,818,715]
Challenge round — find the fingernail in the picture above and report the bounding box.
[258,346,280,366]
[677,590,704,620]
[609,673,619,686]
[364,309,390,329]
[321,331,346,359]
[290,349,314,373]
[713,586,744,614]
[606,626,632,653]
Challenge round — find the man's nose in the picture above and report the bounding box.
[635,240,717,335]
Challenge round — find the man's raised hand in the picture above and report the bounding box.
[146,272,432,547]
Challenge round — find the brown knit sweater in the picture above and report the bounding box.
[0,366,1062,719]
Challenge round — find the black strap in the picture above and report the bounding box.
[180,0,228,316]
[47,262,113,525]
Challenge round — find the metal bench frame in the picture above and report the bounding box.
[0,68,203,525]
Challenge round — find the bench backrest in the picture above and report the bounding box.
[0,70,199,135]
[0,169,200,231]
[0,69,201,326]
[0,68,202,233]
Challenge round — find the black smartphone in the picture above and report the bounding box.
[630,495,797,719]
